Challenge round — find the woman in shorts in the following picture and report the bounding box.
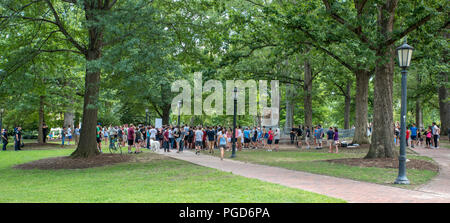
[217,128,227,160]
[274,128,280,151]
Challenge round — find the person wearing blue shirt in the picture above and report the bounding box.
[317,125,324,149]
[243,128,250,149]
[410,124,418,148]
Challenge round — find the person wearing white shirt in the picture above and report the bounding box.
[67,125,72,145]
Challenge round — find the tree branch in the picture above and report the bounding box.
[384,5,444,46]
[45,0,86,54]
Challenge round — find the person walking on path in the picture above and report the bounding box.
[217,128,227,160]
[2,129,8,151]
[432,122,440,149]
[425,127,433,149]
[195,126,203,155]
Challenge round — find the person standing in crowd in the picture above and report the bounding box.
[202,127,207,151]
[410,124,418,148]
[332,127,339,153]
[425,126,432,149]
[296,125,303,148]
[267,128,274,152]
[127,124,135,154]
[243,127,250,149]
[304,126,311,149]
[195,126,203,155]
[394,124,400,146]
[96,123,102,153]
[134,125,142,153]
[313,126,319,147]
[2,129,8,151]
[207,126,215,154]
[432,122,440,149]
[117,125,123,148]
[263,126,269,149]
[173,126,180,152]
[251,127,258,149]
[163,127,170,152]
[406,127,411,147]
[177,126,185,153]
[74,126,80,146]
[316,125,324,149]
[103,126,109,147]
[66,125,72,145]
[61,126,67,148]
[274,127,280,151]
[14,127,22,151]
[290,127,296,144]
[168,126,174,149]
[327,127,334,152]
[237,126,243,151]
[42,122,49,143]
[217,127,227,160]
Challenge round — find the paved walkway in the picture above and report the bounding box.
[413,147,450,196]
[155,148,450,203]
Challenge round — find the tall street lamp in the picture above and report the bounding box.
[394,38,413,185]
[177,100,182,127]
[231,87,238,158]
[145,108,149,126]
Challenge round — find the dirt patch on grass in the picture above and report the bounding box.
[324,158,438,171]
[13,152,172,170]
[14,153,133,170]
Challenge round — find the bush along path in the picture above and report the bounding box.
[154,148,450,203]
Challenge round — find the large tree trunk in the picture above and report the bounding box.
[366,0,397,159]
[344,79,351,129]
[303,59,313,128]
[71,4,104,158]
[38,95,45,144]
[352,70,370,144]
[285,83,294,132]
[162,105,171,125]
[439,71,449,136]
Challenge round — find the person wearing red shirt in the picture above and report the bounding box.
[267,128,274,152]
[406,128,411,147]
[163,127,170,152]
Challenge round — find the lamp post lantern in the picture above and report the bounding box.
[177,100,182,127]
[231,87,238,158]
[394,38,413,185]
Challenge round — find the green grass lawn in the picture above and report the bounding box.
[0,148,344,203]
[202,146,437,189]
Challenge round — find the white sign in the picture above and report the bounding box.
[155,118,162,128]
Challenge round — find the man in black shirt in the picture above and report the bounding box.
[14,127,22,151]
[290,127,297,144]
[296,125,303,148]
[42,123,49,143]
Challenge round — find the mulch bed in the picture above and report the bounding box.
[324,158,439,171]
[14,154,134,170]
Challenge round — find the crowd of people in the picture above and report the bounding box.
[394,122,442,149]
[93,124,287,160]
[289,125,340,153]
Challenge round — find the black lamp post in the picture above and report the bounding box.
[177,100,182,127]
[145,108,149,126]
[394,38,413,185]
[231,87,238,158]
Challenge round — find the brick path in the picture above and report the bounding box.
[155,148,450,203]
